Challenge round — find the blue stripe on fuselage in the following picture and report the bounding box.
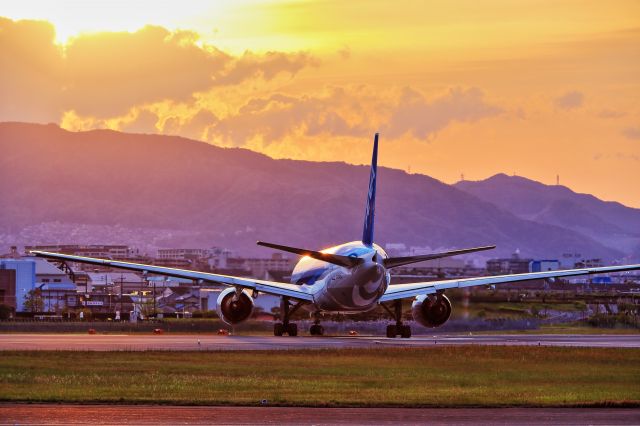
[292,267,326,285]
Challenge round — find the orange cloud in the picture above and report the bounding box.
[0,18,63,122]
[63,26,229,117]
[204,86,502,146]
[622,127,640,140]
[2,8,639,208]
[384,87,502,139]
[0,18,317,121]
[554,91,585,110]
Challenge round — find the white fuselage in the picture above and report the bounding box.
[290,241,390,313]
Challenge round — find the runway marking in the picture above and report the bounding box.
[1,332,639,352]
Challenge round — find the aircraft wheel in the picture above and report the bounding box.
[310,324,325,336]
[287,323,298,336]
[400,325,412,338]
[274,322,284,336]
[386,324,397,338]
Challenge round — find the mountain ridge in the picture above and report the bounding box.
[455,174,640,259]
[0,122,633,261]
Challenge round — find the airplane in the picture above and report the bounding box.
[32,133,640,338]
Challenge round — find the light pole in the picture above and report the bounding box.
[153,280,156,317]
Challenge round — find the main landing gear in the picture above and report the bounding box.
[309,312,324,336]
[273,297,304,336]
[381,300,411,338]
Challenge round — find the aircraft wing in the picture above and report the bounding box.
[31,251,314,302]
[379,263,640,302]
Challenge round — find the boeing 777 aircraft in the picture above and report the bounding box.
[32,134,640,338]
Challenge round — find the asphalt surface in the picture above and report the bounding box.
[1,404,639,425]
[0,333,638,350]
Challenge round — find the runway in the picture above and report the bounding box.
[1,404,639,425]
[0,333,638,350]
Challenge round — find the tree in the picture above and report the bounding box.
[24,289,44,313]
[0,304,12,320]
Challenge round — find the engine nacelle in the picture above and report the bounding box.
[216,288,254,325]
[411,293,452,328]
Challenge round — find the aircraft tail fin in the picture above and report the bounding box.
[362,133,378,247]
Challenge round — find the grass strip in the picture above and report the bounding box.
[1,347,638,407]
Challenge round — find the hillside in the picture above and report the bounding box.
[0,122,627,260]
[455,174,640,260]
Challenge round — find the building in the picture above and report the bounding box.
[244,253,293,279]
[530,260,560,272]
[34,258,77,314]
[2,257,79,314]
[384,243,407,257]
[487,251,533,275]
[25,244,133,259]
[575,258,604,268]
[111,272,146,294]
[152,258,194,268]
[0,246,20,259]
[156,286,205,314]
[0,259,36,312]
[157,248,210,261]
[207,247,234,269]
[34,258,74,287]
[0,269,16,312]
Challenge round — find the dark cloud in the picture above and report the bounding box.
[598,109,626,119]
[554,90,584,110]
[622,127,640,140]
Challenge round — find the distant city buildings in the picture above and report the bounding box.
[24,244,136,259]
[0,243,636,318]
[486,252,533,275]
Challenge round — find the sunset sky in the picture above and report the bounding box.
[2,1,639,207]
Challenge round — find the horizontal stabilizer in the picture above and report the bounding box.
[257,241,363,268]
[384,245,496,269]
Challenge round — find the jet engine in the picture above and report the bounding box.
[411,293,452,328]
[216,288,254,325]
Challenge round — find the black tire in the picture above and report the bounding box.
[287,323,298,336]
[386,324,397,338]
[310,324,319,335]
[274,322,284,336]
[400,325,411,338]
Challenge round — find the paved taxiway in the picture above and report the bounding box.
[0,333,638,350]
[1,404,639,425]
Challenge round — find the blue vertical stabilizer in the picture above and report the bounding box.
[362,133,378,246]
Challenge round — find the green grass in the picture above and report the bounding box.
[1,347,639,407]
[463,301,589,320]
